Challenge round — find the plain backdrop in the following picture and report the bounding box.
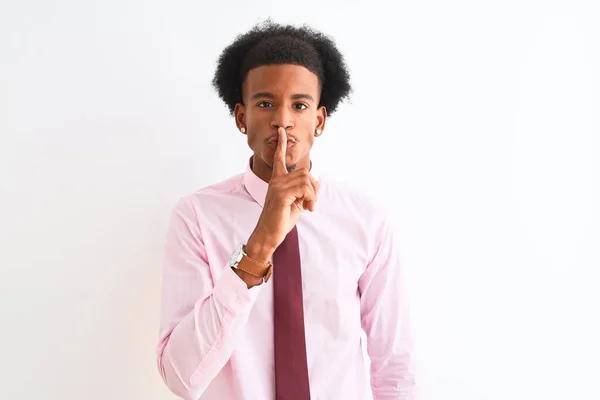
[1,1,598,399]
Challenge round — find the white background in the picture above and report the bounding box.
[1,1,598,399]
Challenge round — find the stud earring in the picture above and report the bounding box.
[315,129,322,136]
[240,127,246,133]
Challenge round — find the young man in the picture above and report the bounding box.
[156,20,416,400]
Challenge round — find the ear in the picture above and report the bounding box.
[234,103,246,134]
[315,106,327,136]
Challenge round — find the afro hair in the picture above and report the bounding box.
[211,19,352,116]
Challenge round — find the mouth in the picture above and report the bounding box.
[268,139,297,150]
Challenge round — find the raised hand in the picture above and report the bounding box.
[245,127,320,263]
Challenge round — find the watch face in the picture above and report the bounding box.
[228,243,243,267]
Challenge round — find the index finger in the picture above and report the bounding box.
[272,127,288,177]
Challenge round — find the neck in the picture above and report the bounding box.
[251,154,311,183]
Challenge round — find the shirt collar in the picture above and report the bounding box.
[243,156,320,208]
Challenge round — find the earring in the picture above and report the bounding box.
[240,127,246,133]
[315,128,322,136]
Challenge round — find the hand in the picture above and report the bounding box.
[246,127,320,262]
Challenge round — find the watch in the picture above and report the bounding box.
[228,243,273,283]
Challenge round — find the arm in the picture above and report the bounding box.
[359,215,417,399]
[156,197,263,399]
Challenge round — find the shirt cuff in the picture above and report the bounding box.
[212,265,262,313]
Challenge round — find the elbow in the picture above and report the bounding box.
[156,339,193,400]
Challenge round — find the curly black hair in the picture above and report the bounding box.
[211,19,352,116]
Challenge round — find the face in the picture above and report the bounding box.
[234,64,326,181]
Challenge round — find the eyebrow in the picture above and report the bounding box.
[250,92,315,102]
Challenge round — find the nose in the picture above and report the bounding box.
[270,105,294,131]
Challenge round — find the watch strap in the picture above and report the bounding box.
[237,247,273,283]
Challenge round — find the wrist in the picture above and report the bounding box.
[232,267,264,289]
[246,232,275,264]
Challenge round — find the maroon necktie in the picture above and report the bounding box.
[273,225,311,400]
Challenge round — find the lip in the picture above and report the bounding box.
[268,140,296,150]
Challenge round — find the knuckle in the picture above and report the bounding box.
[304,184,314,196]
[294,168,307,177]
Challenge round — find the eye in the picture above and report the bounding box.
[257,101,273,108]
[294,103,308,110]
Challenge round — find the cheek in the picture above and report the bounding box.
[244,113,263,146]
[246,134,259,149]
[246,132,267,153]
[245,110,268,128]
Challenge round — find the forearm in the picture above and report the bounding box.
[157,267,259,398]
[369,340,416,399]
[366,281,416,399]
[366,281,417,399]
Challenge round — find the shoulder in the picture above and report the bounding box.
[190,173,245,198]
[318,174,398,260]
[172,172,246,216]
[319,173,389,222]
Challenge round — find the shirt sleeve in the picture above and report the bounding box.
[358,214,417,399]
[155,196,262,399]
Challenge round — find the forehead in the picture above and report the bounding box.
[243,64,320,98]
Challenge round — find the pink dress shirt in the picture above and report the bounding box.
[156,159,416,399]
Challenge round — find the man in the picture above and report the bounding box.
[156,19,416,400]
